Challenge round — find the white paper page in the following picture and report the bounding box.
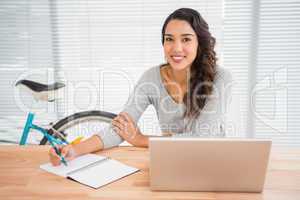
[67,159,139,188]
[40,154,106,177]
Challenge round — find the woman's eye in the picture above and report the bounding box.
[165,37,173,42]
[183,38,191,42]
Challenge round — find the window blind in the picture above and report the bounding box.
[255,0,300,146]
[0,0,54,123]
[223,0,253,137]
[0,0,57,143]
[0,0,54,116]
[224,0,300,146]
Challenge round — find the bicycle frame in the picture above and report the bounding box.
[19,112,34,145]
[19,112,66,146]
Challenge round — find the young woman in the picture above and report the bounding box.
[49,8,232,166]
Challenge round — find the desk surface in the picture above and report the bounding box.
[0,146,299,200]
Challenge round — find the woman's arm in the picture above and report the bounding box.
[112,111,172,148]
[110,70,154,148]
[73,135,104,156]
[132,133,172,148]
[112,112,149,148]
[49,135,104,166]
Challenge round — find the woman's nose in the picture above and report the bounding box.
[172,40,183,52]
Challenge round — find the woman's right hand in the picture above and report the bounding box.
[48,144,77,166]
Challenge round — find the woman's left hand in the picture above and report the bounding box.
[112,112,148,147]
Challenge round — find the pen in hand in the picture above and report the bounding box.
[50,142,68,166]
[49,136,83,166]
[53,145,68,166]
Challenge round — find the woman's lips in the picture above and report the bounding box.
[171,55,185,63]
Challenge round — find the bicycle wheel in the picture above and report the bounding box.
[40,110,117,145]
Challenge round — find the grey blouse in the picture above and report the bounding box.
[97,65,233,149]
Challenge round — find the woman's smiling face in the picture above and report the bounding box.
[163,19,199,71]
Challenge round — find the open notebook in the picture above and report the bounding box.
[40,154,139,189]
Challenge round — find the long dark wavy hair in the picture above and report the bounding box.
[161,8,217,120]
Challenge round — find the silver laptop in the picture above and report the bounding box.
[149,137,272,192]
